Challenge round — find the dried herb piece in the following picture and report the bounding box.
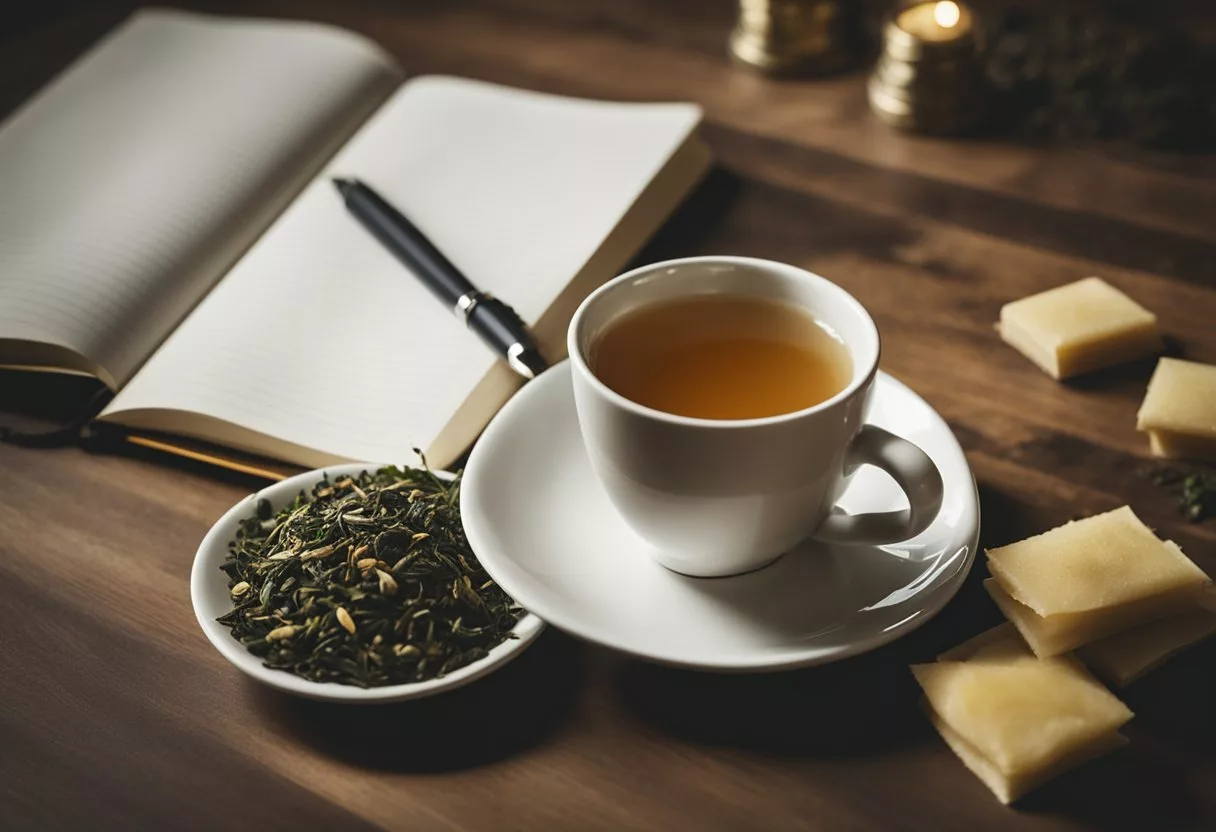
[1150,467,1216,523]
[217,464,524,687]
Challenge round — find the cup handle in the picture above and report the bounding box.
[814,425,944,545]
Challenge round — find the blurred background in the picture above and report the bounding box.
[3,1,1214,154]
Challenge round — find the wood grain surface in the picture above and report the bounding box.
[2,2,1215,830]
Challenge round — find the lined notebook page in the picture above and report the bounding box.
[0,10,400,388]
[102,77,701,466]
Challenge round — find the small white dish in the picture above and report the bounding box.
[461,362,978,672]
[192,463,544,702]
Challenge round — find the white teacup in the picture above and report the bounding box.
[568,256,944,578]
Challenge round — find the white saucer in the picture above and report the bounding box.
[461,362,978,672]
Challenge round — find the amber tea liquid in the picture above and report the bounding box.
[590,294,852,420]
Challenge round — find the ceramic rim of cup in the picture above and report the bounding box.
[567,255,881,430]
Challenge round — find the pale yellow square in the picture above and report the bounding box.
[912,630,1132,797]
[1136,359,1216,458]
[926,705,1127,805]
[998,277,1161,379]
[986,506,1209,616]
[1148,429,1216,463]
[983,577,1196,657]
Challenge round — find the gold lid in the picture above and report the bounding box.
[873,52,982,91]
[729,0,854,75]
[867,74,984,134]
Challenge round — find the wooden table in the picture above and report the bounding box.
[2,2,1215,829]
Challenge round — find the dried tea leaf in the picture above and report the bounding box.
[266,625,297,642]
[1149,467,1216,523]
[374,530,413,561]
[376,569,398,596]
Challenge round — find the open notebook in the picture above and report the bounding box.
[0,9,708,473]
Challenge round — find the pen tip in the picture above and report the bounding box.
[332,177,355,197]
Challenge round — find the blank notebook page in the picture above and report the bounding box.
[0,10,400,387]
[102,76,701,464]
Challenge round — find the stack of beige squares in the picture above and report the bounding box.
[983,506,1210,657]
[913,507,1215,804]
[1136,358,1216,462]
[911,625,1133,804]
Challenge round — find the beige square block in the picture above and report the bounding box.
[986,506,1209,617]
[912,627,1132,804]
[1137,358,1216,461]
[1148,430,1216,463]
[1078,607,1216,688]
[925,704,1127,805]
[984,577,1197,657]
[998,277,1162,379]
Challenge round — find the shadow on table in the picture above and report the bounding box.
[1019,642,1216,826]
[629,166,744,266]
[1126,638,1216,742]
[611,574,996,758]
[248,627,588,773]
[1017,740,1203,826]
[0,368,108,441]
[613,646,928,756]
[975,481,1050,550]
[610,516,1001,757]
[1061,336,1181,394]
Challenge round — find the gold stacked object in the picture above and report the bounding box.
[868,1,985,134]
[729,0,855,75]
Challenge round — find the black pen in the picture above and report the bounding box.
[332,177,548,379]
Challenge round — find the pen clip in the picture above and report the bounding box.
[506,343,539,379]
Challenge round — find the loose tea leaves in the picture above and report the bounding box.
[217,464,525,687]
[1151,467,1216,523]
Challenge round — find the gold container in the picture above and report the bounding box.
[868,1,986,134]
[730,0,855,75]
